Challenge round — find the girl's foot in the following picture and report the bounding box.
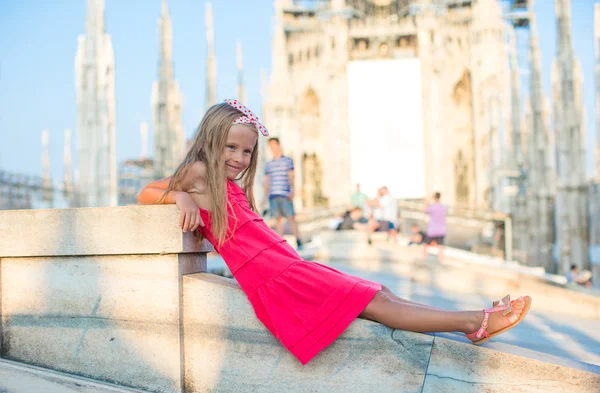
[465,295,532,345]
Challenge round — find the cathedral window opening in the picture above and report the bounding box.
[355,38,369,51]
[298,88,326,208]
[374,5,386,19]
[379,43,389,56]
[454,150,470,205]
[288,53,294,66]
[484,187,492,206]
[330,38,335,50]
[365,3,374,18]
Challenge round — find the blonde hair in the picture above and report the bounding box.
[164,102,259,246]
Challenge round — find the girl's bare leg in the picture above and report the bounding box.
[360,288,526,334]
[380,286,445,311]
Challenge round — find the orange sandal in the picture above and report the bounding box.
[467,295,532,345]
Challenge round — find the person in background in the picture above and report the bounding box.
[367,186,398,244]
[566,265,592,288]
[408,224,425,246]
[337,207,369,231]
[423,192,447,261]
[350,183,368,210]
[493,222,506,260]
[264,137,302,249]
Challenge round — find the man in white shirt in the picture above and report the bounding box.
[366,186,398,244]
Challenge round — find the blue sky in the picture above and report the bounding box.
[0,0,597,184]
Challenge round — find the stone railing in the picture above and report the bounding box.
[397,199,509,221]
[396,199,514,260]
[0,205,210,393]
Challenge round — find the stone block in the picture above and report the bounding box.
[0,206,208,393]
[0,358,149,393]
[422,337,600,392]
[182,273,432,393]
[1,253,204,393]
[0,205,212,258]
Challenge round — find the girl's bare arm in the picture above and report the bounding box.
[138,174,204,232]
[138,161,207,204]
[137,177,185,205]
[137,163,209,232]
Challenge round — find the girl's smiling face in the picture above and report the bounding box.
[223,124,258,180]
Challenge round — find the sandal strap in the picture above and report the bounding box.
[502,305,514,317]
[473,310,491,339]
[468,302,512,340]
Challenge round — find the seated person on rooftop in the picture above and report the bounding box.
[336,207,369,231]
[566,264,593,288]
[408,224,425,246]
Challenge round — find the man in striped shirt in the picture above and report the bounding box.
[264,137,302,249]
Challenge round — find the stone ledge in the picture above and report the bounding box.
[0,205,213,257]
[182,273,432,393]
[423,337,600,393]
[313,231,600,320]
[182,273,600,393]
[0,358,150,393]
[1,253,198,392]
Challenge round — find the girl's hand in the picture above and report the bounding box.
[175,192,204,232]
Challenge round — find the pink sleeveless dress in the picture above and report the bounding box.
[199,180,382,365]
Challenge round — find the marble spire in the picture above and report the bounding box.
[553,0,589,272]
[140,122,148,160]
[74,0,117,207]
[63,128,73,200]
[236,40,246,103]
[42,129,51,189]
[152,0,184,179]
[595,4,600,180]
[507,26,528,260]
[526,0,554,271]
[41,129,53,206]
[205,1,217,111]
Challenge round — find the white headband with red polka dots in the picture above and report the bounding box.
[224,99,269,137]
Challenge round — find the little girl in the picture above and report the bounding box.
[138,99,532,365]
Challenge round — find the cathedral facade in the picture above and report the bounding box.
[265,0,516,210]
